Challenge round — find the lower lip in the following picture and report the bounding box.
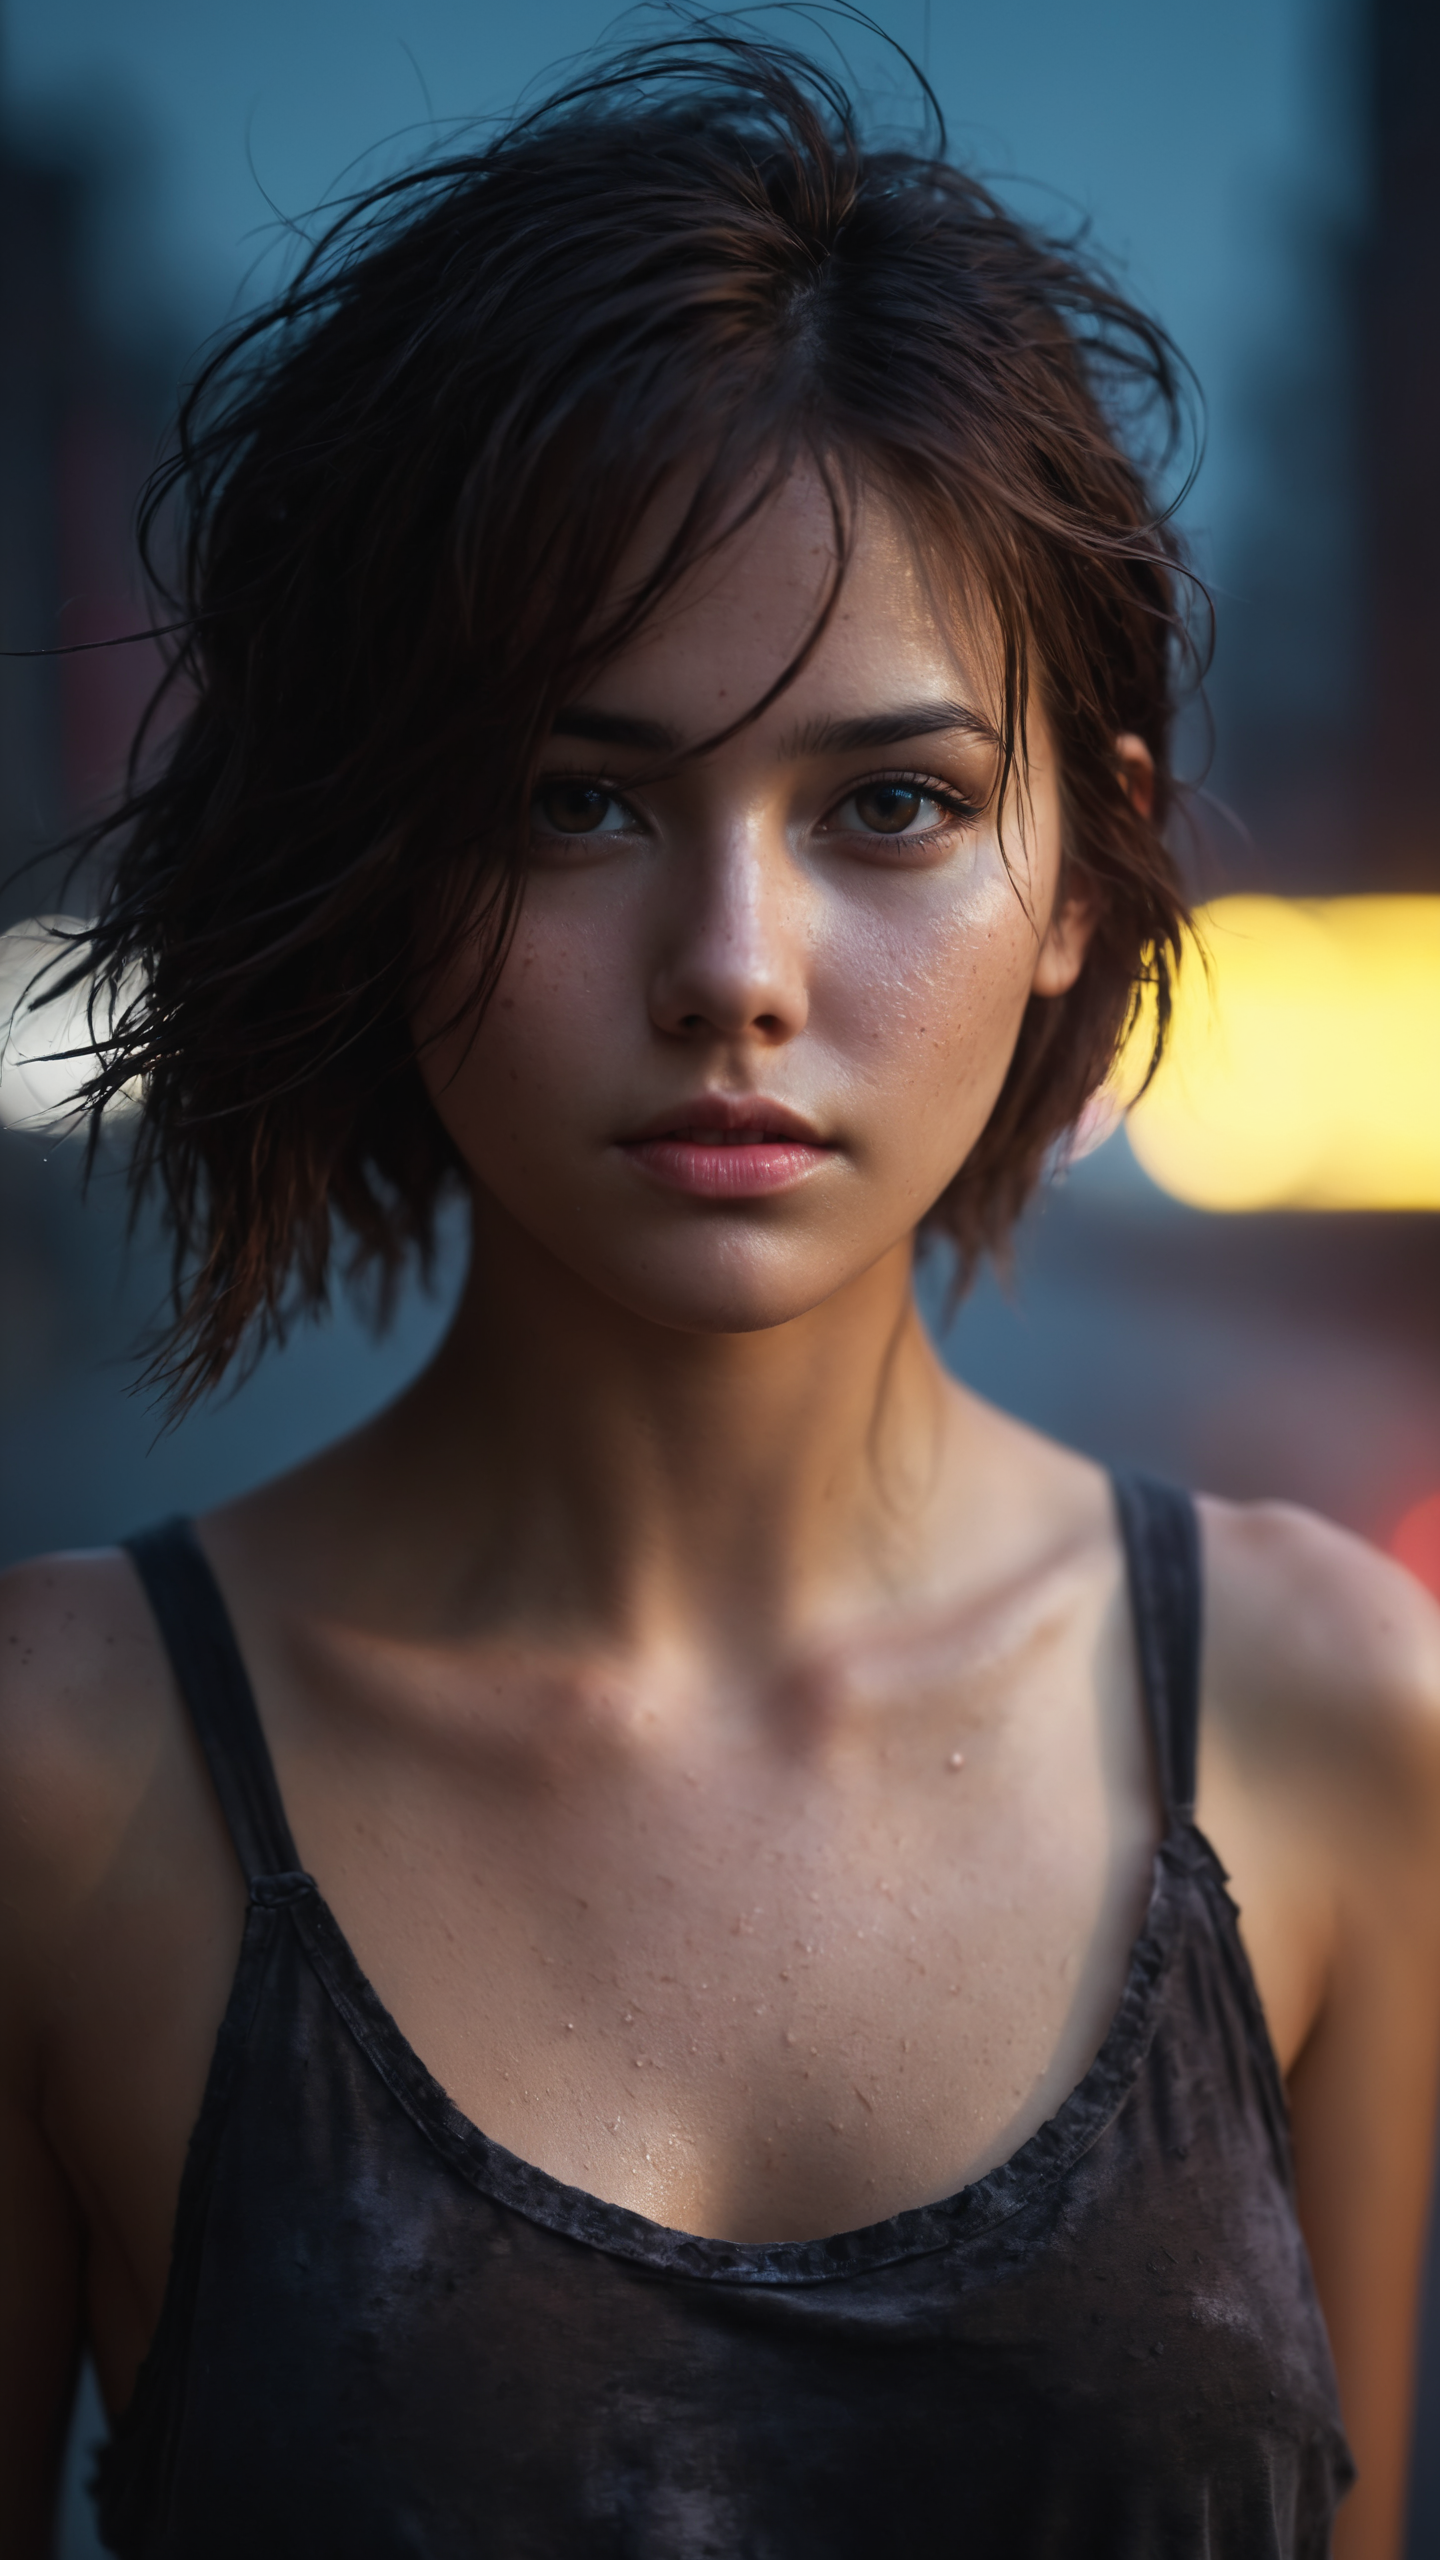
[619,1137,834,1198]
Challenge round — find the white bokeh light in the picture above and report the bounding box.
[0,915,143,1134]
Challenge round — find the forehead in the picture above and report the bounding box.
[573,466,995,744]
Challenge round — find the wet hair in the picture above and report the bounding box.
[72,21,1199,1404]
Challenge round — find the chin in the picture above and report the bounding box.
[584,1234,873,1338]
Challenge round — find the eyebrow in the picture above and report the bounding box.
[549,699,1000,757]
[551,707,679,751]
[779,703,1000,756]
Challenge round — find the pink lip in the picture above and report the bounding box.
[617,1095,836,1199]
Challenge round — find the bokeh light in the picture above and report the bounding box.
[1123,896,1440,1211]
[0,916,140,1133]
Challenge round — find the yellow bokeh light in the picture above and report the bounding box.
[1120,895,1440,1212]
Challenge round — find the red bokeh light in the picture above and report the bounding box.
[1390,1491,1440,1601]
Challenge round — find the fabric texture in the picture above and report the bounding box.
[96,1475,1354,2556]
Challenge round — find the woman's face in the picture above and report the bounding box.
[417,468,1092,1334]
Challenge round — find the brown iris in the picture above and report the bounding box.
[537,782,615,833]
[851,783,928,834]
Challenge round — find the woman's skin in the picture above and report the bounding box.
[3,470,1440,2559]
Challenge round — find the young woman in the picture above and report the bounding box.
[3,33,1438,2560]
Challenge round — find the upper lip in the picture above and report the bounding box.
[620,1094,829,1145]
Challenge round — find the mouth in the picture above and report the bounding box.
[617,1095,836,1199]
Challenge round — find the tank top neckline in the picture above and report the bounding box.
[125,1471,1215,2289]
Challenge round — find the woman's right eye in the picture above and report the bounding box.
[532,781,635,837]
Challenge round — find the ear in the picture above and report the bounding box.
[1030,877,1098,997]
[1114,730,1155,819]
[1031,731,1154,999]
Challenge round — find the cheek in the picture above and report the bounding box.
[414,905,622,1150]
[822,871,1042,1132]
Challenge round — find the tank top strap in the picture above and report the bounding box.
[1110,1471,1203,1824]
[125,1517,303,1887]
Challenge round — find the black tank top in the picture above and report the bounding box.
[98,1475,1354,2556]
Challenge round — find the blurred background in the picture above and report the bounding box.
[0,0,1437,2549]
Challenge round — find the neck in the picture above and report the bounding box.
[375,1197,967,1663]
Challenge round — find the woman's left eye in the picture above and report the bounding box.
[827,780,969,839]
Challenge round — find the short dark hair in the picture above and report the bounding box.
[76,25,1199,1403]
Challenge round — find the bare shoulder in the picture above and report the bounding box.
[0,1548,176,1961]
[1198,1493,1440,1825]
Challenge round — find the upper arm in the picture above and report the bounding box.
[1198,1499,1440,2560]
[0,1551,161,2556]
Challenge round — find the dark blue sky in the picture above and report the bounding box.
[4,0,1359,569]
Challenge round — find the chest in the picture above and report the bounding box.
[268,1622,1158,2242]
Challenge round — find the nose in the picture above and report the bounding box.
[647,823,811,1046]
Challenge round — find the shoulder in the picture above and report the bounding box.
[0,1542,168,1772]
[1198,1493,1440,1831]
[0,1548,178,1971]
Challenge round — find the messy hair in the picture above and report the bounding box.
[72,22,1198,1404]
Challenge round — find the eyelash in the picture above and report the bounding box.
[532,769,983,839]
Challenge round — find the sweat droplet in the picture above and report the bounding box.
[947,1751,965,1770]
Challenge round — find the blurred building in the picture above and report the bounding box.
[0,142,80,909]
[1214,0,1440,905]
[0,134,167,918]
[0,122,173,1434]
[1362,0,1440,890]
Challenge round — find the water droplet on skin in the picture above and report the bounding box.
[947,1751,965,1770]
